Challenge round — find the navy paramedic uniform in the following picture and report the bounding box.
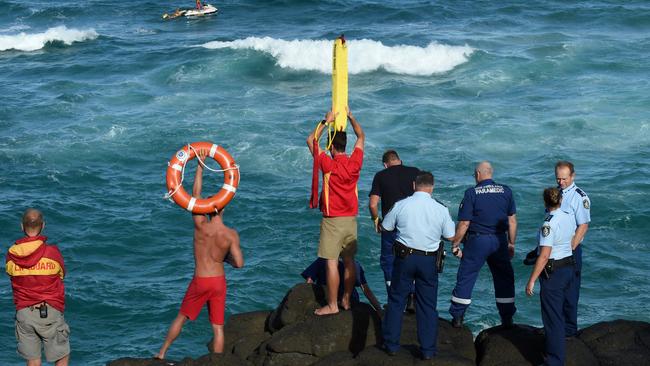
[538,209,576,366]
[369,164,419,291]
[381,191,455,358]
[560,183,590,336]
[449,179,517,323]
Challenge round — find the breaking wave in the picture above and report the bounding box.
[0,26,98,52]
[201,36,474,75]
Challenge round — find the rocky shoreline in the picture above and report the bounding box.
[108,283,650,366]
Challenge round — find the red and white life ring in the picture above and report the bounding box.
[166,141,240,214]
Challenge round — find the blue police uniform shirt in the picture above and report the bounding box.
[381,191,455,252]
[561,183,591,228]
[539,209,575,260]
[457,179,516,234]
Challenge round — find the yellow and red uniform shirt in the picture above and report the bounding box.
[5,235,66,312]
[318,147,363,217]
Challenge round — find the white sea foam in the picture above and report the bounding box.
[0,26,98,52]
[201,37,474,75]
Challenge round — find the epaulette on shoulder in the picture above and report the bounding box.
[576,188,587,197]
[544,215,553,222]
[434,198,447,207]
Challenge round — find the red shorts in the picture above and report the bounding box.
[179,275,226,325]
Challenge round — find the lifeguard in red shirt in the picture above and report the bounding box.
[6,209,70,366]
[307,108,365,315]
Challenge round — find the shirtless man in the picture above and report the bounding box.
[156,149,243,359]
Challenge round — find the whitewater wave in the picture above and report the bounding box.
[201,37,474,76]
[0,26,98,52]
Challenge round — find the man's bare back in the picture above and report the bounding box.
[193,213,242,277]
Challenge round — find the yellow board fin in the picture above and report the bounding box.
[332,35,348,132]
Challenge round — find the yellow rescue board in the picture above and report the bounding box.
[332,36,348,132]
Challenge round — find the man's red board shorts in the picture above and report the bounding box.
[179,276,226,325]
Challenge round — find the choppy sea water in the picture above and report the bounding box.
[0,1,649,364]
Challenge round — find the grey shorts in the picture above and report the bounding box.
[15,305,70,362]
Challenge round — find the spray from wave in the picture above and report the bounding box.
[201,37,474,76]
[0,26,98,52]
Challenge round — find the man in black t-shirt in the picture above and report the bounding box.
[369,150,420,296]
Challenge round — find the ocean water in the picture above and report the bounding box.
[0,0,649,364]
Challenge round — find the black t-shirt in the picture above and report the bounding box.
[369,164,420,217]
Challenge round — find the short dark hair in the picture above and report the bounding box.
[415,171,434,188]
[22,209,44,231]
[555,160,575,174]
[382,150,400,164]
[329,131,347,152]
[543,187,562,208]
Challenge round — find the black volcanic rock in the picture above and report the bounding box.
[475,323,597,366]
[578,319,650,366]
[106,283,650,366]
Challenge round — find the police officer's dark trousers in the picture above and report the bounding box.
[541,265,574,366]
[564,245,581,336]
[383,252,438,358]
[380,230,397,293]
[449,232,516,321]
[380,230,414,296]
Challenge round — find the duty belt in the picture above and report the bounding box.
[395,241,437,256]
[553,255,574,268]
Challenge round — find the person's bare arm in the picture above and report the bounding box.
[369,195,381,233]
[571,224,589,250]
[508,214,517,258]
[361,283,382,317]
[193,149,208,226]
[225,229,244,268]
[452,221,470,258]
[306,111,334,155]
[526,246,551,296]
[347,108,364,151]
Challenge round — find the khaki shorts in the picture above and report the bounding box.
[318,216,358,260]
[15,305,70,362]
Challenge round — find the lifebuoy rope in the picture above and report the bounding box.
[164,143,240,202]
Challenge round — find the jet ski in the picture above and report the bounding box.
[163,4,218,19]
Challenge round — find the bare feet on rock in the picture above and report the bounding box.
[314,304,339,316]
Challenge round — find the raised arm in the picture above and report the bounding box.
[193,149,208,226]
[307,111,335,155]
[347,108,364,151]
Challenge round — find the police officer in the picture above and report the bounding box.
[449,161,517,327]
[381,171,455,360]
[526,187,577,366]
[555,161,590,336]
[368,150,419,295]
